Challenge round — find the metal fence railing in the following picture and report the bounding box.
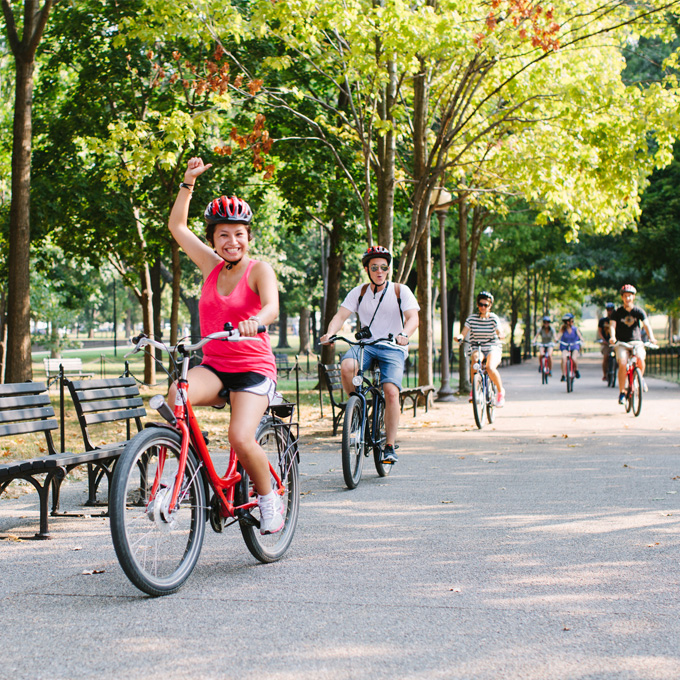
[646,345,680,380]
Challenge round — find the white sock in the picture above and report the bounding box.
[258,490,276,504]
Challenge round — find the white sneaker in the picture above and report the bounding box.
[496,390,506,408]
[258,492,284,535]
[643,380,648,393]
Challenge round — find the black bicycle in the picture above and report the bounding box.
[327,332,394,489]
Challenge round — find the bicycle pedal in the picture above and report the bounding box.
[236,508,260,528]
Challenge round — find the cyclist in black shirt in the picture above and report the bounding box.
[609,284,657,404]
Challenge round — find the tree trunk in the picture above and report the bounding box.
[375,55,397,251]
[321,217,344,365]
[299,307,311,354]
[5,58,35,382]
[140,266,156,385]
[416,227,433,386]
[457,196,473,394]
[524,266,531,358]
[277,305,290,349]
[170,241,180,345]
[2,0,54,383]
[151,258,163,364]
[0,290,6,383]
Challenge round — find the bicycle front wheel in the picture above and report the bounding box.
[236,416,300,563]
[566,358,574,393]
[631,367,643,416]
[472,373,485,429]
[342,395,365,488]
[372,396,391,478]
[486,381,497,424]
[607,354,617,388]
[109,428,206,596]
[541,360,548,385]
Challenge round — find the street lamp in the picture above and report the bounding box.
[432,187,455,402]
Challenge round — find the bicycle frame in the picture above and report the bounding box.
[337,336,388,452]
[130,331,288,520]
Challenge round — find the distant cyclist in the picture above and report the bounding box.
[455,291,506,407]
[532,315,556,376]
[597,302,615,381]
[558,313,585,381]
[609,284,658,405]
[320,246,420,465]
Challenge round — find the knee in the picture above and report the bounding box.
[383,383,400,403]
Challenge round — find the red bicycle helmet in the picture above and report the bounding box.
[204,196,253,225]
[620,284,637,295]
[362,245,392,267]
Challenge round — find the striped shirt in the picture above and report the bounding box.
[464,313,502,347]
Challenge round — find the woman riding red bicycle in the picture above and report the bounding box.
[167,157,283,535]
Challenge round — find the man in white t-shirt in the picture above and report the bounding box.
[320,246,420,464]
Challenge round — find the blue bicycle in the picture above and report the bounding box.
[327,332,394,489]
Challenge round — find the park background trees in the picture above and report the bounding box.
[1,0,680,385]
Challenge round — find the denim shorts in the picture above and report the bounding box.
[341,343,406,390]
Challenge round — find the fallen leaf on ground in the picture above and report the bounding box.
[82,569,105,575]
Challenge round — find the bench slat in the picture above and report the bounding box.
[82,407,147,426]
[72,386,140,402]
[44,358,82,368]
[19,448,125,472]
[70,377,136,391]
[0,393,53,411]
[78,397,144,414]
[0,382,48,397]
[0,418,58,438]
[0,405,55,424]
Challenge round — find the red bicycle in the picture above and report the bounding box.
[109,326,300,596]
[562,343,579,393]
[617,341,657,417]
[534,342,553,385]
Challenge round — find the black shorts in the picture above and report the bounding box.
[199,365,268,402]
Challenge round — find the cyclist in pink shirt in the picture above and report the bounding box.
[167,157,283,535]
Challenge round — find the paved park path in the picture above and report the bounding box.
[1,353,679,680]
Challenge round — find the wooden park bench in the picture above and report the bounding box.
[43,357,94,387]
[274,353,294,379]
[0,376,146,539]
[318,363,347,436]
[399,384,436,416]
[63,376,146,510]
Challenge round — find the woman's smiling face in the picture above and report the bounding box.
[213,222,250,263]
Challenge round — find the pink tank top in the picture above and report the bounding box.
[199,260,277,380]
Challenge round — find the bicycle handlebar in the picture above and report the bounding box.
[616,341,658,350]
[127,324,266,357]
[326,334,396,347]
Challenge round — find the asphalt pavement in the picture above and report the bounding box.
[1,353,679,680]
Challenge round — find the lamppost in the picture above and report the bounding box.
[433,188,455,401]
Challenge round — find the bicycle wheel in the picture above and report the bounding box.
[341,395,365,488]
[472,373,485,429]
[607,354,617,388]
[631,367,643,417]
[372,396,391,478]
[566,357,574,393]
[486,380,496,424]
[541,358,548,385]
[236,416,300,563]
[109,427,206,596]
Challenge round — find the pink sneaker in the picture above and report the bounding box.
[496,391,506,408]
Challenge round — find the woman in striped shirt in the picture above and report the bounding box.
[455,291,506,407]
